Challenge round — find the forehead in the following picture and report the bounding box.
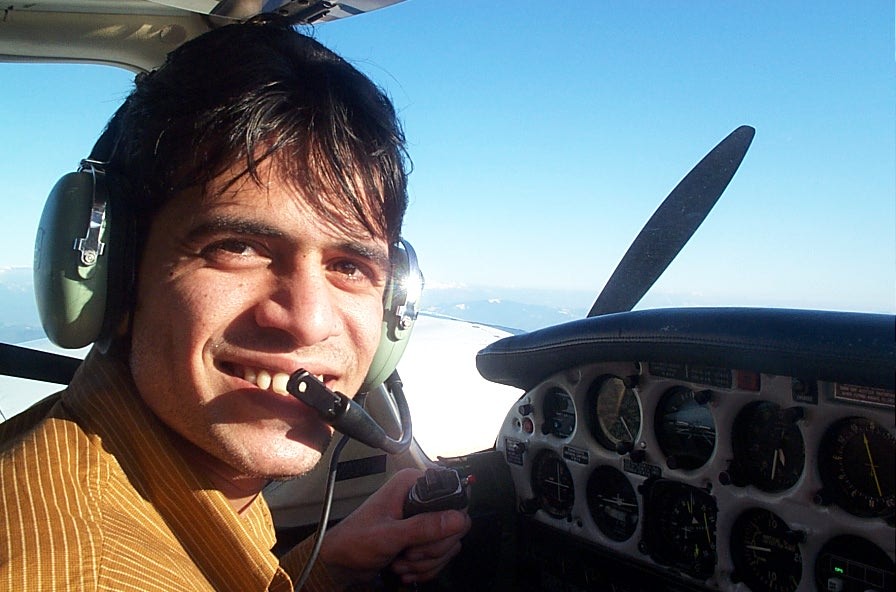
[152,172,390,276]
[181,160,387,248]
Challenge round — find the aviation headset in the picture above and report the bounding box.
[33,148,423,394]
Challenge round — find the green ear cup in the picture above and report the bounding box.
[33,170,110,348]
[359,239,423,393]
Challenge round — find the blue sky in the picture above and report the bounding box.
[0,1,893,313]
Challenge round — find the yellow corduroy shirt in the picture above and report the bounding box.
[0,349,340,591]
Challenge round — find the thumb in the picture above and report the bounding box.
[379,468,425,518]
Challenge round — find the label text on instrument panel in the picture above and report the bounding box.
[648,362,732,389]
[623,458,662,479]
[504,438,525,466]
[563,445,589,465]
[835,384,895,408]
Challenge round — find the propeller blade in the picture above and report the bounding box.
[587,125,755,317]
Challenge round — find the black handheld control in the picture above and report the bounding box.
[403,468,471,517]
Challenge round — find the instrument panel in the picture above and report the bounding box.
[497,360,894,592]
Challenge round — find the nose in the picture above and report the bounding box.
[254,263,342,346]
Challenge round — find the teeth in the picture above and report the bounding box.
[240,367,324,396]
[272,373,289,394]
[256,370,272,390]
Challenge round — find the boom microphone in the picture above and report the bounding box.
[286,369,412,454]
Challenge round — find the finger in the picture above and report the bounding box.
[392,539,463,583]
[400,509,471,547]
[402,531,465,562]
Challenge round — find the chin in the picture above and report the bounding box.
[254,431,333,479]
[228,445,326,481]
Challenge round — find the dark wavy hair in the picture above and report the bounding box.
[94,19,409,252]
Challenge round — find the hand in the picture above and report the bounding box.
[319,468,472,587]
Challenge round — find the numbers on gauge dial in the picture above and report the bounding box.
[818,417,895,518]
[730,507,802,592]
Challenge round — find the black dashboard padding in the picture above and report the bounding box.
[475,308,895,391]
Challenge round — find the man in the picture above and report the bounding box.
[0,18,469,591]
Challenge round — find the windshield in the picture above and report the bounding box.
[1,2,892,455]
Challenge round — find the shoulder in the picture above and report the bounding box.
[0,400,202,590]
[1,391,106,485]
[1,397,105,589]
[0,391,63,446]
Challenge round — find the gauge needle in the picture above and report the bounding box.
[770,447,785,480]
[745,544,771,553]
[555,464,563,499]
[863,433,883,496]
[620,416,634,440]
[703,513,712,545]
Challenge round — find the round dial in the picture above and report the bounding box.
[586,465,639,541]
[541,388,576,438]
[642,479,717,580]
[731,401,805,492]
[588,375,642,453]
[531,449,575,519]
[818,417,895,518]
[730,508,802,592]
[654,386,716,470]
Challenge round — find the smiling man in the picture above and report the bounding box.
[130,168,389,491]
[0,18,469,591]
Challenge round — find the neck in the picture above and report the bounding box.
[168,430,269,515]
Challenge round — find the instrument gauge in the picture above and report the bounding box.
[818,417,895,518]
[541,388,576,438]
[586,465,639,541]
[531,450,575,519]
[588,375,642,453]
[730,508,802,592]
[654,386,716,470]
[641,479,717,580]
[731,401,805,492]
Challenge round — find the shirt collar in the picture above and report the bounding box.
[64,348,288,592]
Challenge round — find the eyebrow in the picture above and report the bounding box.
[187,215,285,240]
[341,241,392,273]
[187,215,391,270]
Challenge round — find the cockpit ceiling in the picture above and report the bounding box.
[1,0,403,18]
[0,1,405,70]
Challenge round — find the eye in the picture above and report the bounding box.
[329,258,386,288]
[199,239,268,267]
[207,239,253,255]
[331,260,365,279]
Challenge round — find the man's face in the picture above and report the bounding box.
[128,163,389,483]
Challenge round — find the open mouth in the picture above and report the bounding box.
[219,362,326,397]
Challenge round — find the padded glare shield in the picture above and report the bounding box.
[360,239,423,392]
[34,171,110,348]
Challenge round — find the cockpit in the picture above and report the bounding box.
[0,2,893,592]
